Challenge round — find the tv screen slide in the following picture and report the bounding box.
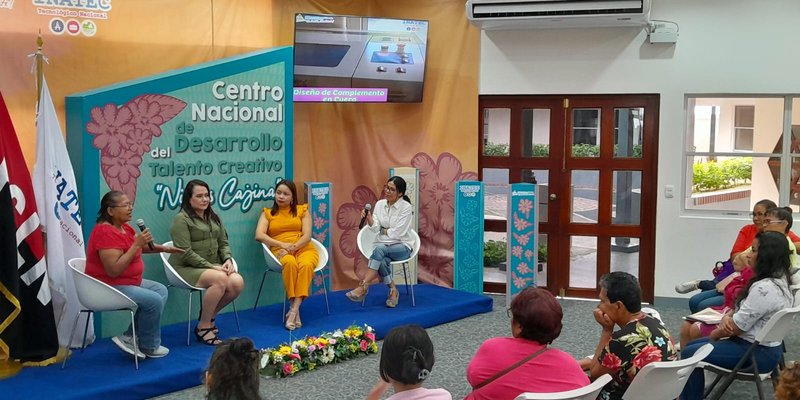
[293,13,429,103]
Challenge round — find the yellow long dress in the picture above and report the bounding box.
[264,204,319,299]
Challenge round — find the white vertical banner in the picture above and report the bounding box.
[33,78,93,348]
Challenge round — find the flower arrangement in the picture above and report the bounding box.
[259,324,378,377]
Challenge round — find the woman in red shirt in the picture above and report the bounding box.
[85,190,182,359]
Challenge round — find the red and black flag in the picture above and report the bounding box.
[0,91,59,363]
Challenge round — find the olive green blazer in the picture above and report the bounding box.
[168,210,232,271]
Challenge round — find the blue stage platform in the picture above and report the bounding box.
[0,284,492,400]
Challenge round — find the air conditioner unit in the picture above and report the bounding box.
[466,0,651,30]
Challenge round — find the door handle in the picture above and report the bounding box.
[549,193,557,201]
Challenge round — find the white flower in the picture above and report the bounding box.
[365,325,374,332]
[260,353,269,369]
[332,329,343,338]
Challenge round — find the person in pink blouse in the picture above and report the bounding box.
[466,287,589,399]
[367,324,451,400]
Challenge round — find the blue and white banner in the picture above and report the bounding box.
[33,77,92,348]
[454,181,483,294]
[507,183,537,300]
[305,181,331,295]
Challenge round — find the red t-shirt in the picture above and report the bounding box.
[466,337,589,400]
[730,224,800,258]
[85,223,143,286]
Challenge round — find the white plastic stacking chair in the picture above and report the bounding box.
[623,343,713,399]
[514,374,612,400]
[356,227,421,307]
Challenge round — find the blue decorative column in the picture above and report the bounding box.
[454,181,484,294]
[507,183,538,300]
[304,182,332,295]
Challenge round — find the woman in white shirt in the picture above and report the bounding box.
[680,230,794,399]
[346,176,414,307]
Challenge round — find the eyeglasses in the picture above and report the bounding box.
[383,185,397,193]
[506,307,513,318]
[110,203,133,209]
[763,219,787,225]
[750,212,767,217]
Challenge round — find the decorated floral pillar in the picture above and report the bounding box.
[507,183,538,300]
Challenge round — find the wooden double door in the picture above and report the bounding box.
[479,95,659,302]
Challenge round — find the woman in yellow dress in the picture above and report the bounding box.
[255,179,319,330]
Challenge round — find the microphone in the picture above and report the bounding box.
[358,204,372,229]
[135,219,156,251]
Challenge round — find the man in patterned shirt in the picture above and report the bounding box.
[579,271,678,400]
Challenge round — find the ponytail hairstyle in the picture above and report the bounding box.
[735,231,792,309]
[270,179,298,217]
[205,337,261,400]
[387,176,411,203]
[181,179,221,225]
[96,191,125,223]
[379,324,435,385]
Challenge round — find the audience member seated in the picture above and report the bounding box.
[466,287,589,399]
[85,190,183,359]
[677,200,792,313]
[205,337,261,400]
[680,231,794,400]
[169,179,244,345]
[346,176,414,308]
[255,179,319,330]
[580,271,678,400]
[366,324,451,400]
[776,361,800,400]
[680,206,800,349]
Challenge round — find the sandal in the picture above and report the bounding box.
[195,326,222,345]
[386,286,399,308]
[294,312,302,328]
[285,310,297,331]
[197,318,219,334]
[346,281,369,302]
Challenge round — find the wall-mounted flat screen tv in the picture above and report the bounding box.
[293,13,429,103]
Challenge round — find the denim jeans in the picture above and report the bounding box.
[680,336,783,400]
[114,279,168,351]
[368,243,412,284]
[688,289,724,313]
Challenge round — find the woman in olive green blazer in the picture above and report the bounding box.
[169,179,244,345]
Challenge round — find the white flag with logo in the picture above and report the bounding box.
[33,77,94,348]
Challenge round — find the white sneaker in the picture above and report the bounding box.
[142,345,169,358]
[112,335,145,359]
[675,280,700,294]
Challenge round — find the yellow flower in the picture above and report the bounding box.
[316,338,328,346]
[278,346,292,356]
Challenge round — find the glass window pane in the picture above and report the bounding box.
[612,171,641,225]
[483,232,507,284]
[689,97,783,155]
[572,170,599,223]
[572,108,600,158]
[483,108,510,157]
[614,107,643,158]
[536,234,547,287]
[792,98,800,155]
[483,168,509,221]
[522,108,551,157]
[569,235,597,289]
[522,169,548,223]
[685,156,768,211]
[611,237,640,278]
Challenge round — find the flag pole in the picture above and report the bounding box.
[35,30,44,105]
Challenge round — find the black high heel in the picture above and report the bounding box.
[195,326,221,345]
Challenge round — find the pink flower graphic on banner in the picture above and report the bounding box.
[411,152,477,287]
[313,229,328,244]
[524,249,534,261]
[513,213,531,231]
[318,203,327,214]
[513,232,532,246]
[512,273,526,289]
[517,262,531,274]
[337,186,380,278]
[511,246,523,258]
[87,94,186,200]
[518,198,533,218]
[313,213,326,230]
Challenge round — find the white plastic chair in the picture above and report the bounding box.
[254,239,330,321]
[356,227,421,307]
[622,343,713,399]
[702,302,800,400]
[62,258,141,370]
[160,241,240,346]
[514,374,612,400]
